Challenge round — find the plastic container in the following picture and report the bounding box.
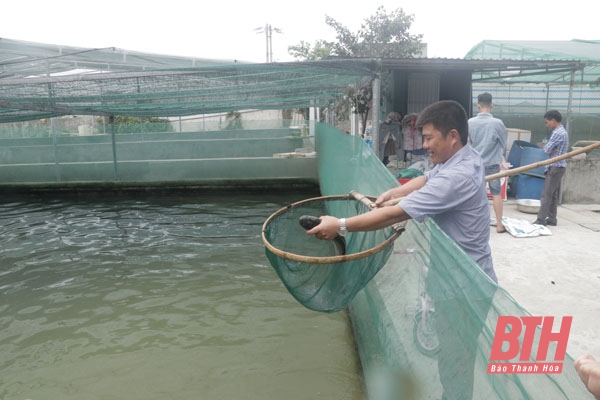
[520,147,548,177]
[506,129,532,157]
[507,140,541,169]
[516,199,541,214]
[510,174,545,200]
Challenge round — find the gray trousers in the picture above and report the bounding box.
[537,166,566,223]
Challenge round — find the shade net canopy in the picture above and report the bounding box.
[0,38,373,123]
[266,123,591,399]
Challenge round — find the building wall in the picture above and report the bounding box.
[391,69,472,116]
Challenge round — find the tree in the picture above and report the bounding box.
[288,6,423,133]
[288,6,422,60]
[327,6,423,58]
[97,115,174,134]
[224,111,243,130]
[288,40,333,62]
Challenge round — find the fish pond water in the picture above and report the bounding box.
[0,192,363,400]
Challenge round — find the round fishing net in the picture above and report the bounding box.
[262,192,404,312]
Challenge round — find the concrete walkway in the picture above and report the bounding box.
[489,200,600,360]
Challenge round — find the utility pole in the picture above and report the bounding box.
[255,24,282,63]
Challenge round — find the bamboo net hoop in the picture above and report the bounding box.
[261,192,406,264]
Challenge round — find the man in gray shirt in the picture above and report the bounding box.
[308,100,497,399]
[307,99,497,282]
[469,92,508,233]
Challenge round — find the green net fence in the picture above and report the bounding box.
[263,123,592,399]
[470,82,600,146]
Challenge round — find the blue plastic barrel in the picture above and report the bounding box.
[507,140,540,169]
[510,174,545,199]
[520,147,548,177]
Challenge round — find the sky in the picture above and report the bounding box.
[3,0,598,63]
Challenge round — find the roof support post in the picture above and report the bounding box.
[309,100,318,137]
[372,77,381,158]
[350,101,357,136]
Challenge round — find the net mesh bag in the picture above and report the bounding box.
[262,193,403,313]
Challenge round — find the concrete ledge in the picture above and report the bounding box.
[0,157,318,189]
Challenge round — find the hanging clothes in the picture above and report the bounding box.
[378,112,403,164]
[401,113,427,162]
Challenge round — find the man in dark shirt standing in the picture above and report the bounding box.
[534,109,569,226]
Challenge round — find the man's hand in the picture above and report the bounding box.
[306,215,340,241]
[375,190,393,207]
[575,353,600,399]
[375,176,426,208]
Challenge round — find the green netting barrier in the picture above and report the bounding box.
[263,123,591,399]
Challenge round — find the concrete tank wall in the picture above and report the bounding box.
[563,158,600,203]
[0,129,318,190]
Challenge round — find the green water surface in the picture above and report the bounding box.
[0,193,363,400]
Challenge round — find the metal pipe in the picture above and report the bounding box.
[51,118,61,182]
[109,116,119,181]
[566,69,575,134]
